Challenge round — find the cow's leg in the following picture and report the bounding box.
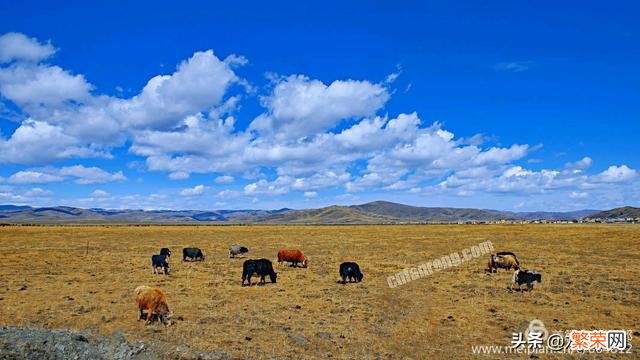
[341,275,346,284]
[260,275,265,285]
[139,308,145,320]
[145,307,153,325]
[247,274,252,286]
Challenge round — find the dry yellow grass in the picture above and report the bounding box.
[0,224,638,359]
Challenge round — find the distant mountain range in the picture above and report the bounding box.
[584,206,640,220]
[0,201,615,224]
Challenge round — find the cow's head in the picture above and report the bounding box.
[269,272,278,283]
[356,272,364,282]
[302,258,308,268]
[534,273,542,283]
[159,312,173,326]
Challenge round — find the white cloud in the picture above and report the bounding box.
[250,75,389,139]
[169,171,190,180]
[112,50,243,130]
[565,157,592,171]
[7,165,125,185]
[24,187,53,197]
[91,189,109,198]
[595,165,637,183]
[58,165,126,184]
[0,63,93,106]
[569,191,588,199]
[0,120,110,164]
[0,32,56,63]
[8,171,63,184]
[180,184,206,196]
[303,191,317,198]
[214,175,235,184]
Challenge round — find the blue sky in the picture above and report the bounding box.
[0,1,638,211]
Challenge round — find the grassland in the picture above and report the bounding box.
[0,224,638,359]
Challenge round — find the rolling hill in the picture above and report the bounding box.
[584,206,640,220]
[0,201,608,224]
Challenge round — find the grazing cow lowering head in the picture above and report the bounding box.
[229,245,249,258]
[512,269,542,291]
[486,251,520,273]
[242,259,277,286]
[277,249,308,268]
[151,254,170,275]
[134,285,172,325]
[339,262,364,284]
[183,247,204,261]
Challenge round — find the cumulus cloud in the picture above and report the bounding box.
[0,32,56,63]
[7,165,125,185]
[565,157,592,171]
[595,165,637,183]
[23,187,53,197]
[0,63,93,106]
[58,165,126,184]
[8,170,63,184]
[91,189,109,198]
[180,184,206,196]
[214,175,234,184]
[250,75,389,139]
[304,191,318,198]
[111,50,243,130]
[0,33,246,165]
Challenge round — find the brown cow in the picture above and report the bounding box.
[485,252,520,273]
[277,249,308,268]
[134,285,172,325]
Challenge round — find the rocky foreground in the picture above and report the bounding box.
[0,327,231,360]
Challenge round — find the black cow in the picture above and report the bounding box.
[151,254,170,275]
[183,247,204,261]
[512,269,542,291]
[242,259,277,286]
[160,248,171,257]
[339,262,364,284]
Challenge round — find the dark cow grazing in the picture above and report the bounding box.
[242,258,277,286]
[339,262,364,284]
[486,251,520,273]
[277,249,308,268]
[151,254,170,275]
[183,247,204,261]
[229,244,249,258]
[160,248,171,257]
[512,268,542,291]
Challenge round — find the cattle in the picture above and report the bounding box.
[339,262,364,284]
[151,254,170,275]
[134,285,172,325]
[229,244,249,258]
[160,248,171,257]
[183,247,205,261]
[512,268,542,291]
[486,251,520,273]
[277,249,308,268]
[242,258,277,286]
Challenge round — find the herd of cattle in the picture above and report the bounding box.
[138,245,363,325]
[137,246,538,326]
